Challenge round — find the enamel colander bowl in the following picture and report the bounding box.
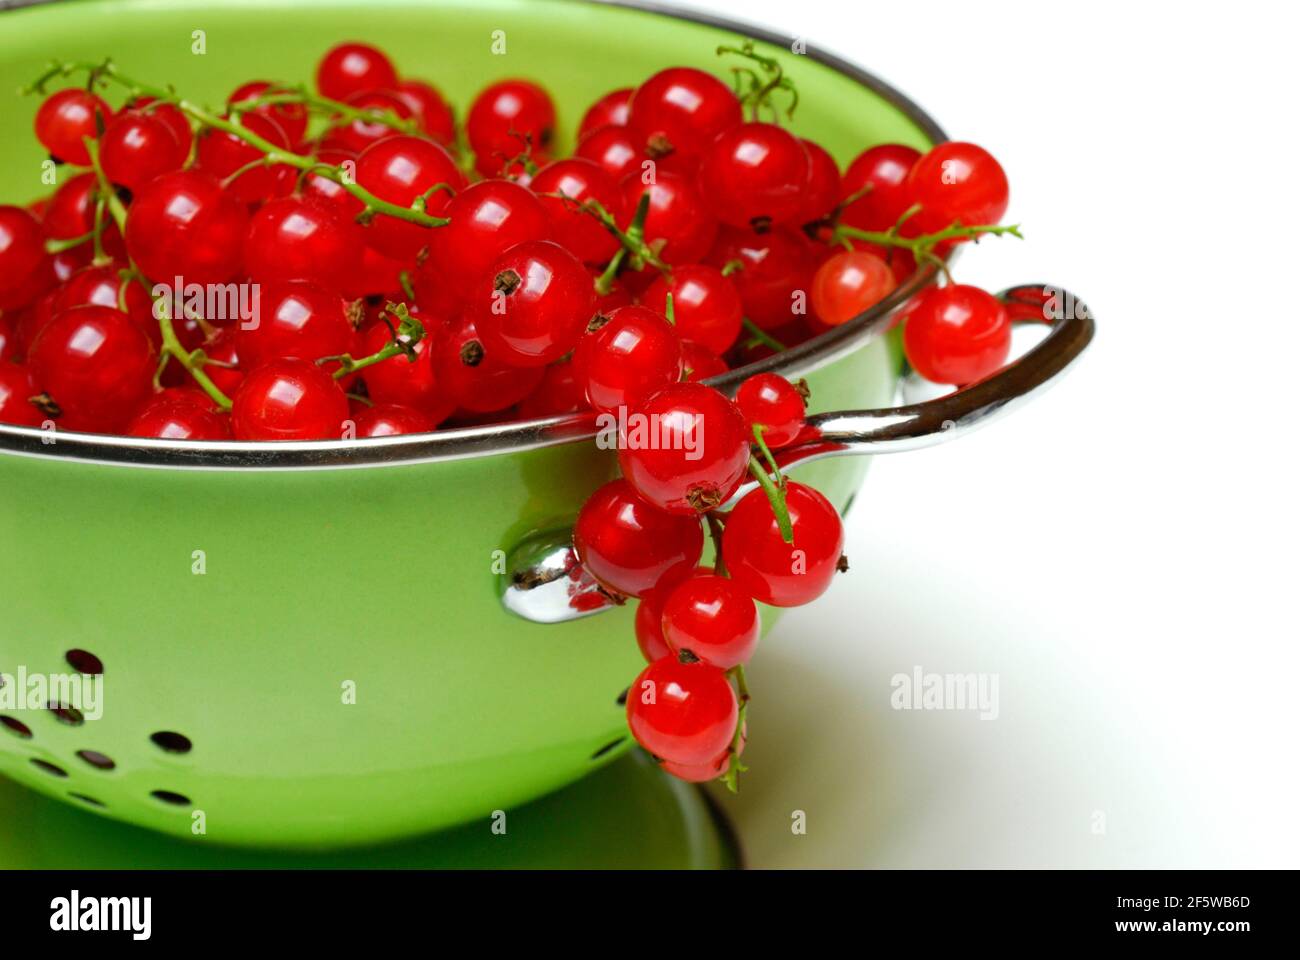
[0,0,1092,848]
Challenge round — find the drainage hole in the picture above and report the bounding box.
[150,731,192,754]
[65,649,104,675]
[47,703,85,726]
[31,758,68,778]
[75,749,116,771]
[590,737,627,760]
[1,716,33,739]
[150,789,191,806]
[69,792,106,808]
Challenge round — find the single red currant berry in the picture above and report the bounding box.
[301,147,365,220]
[516,358,589,419]
[660,739,741,783]
[351,402,435,437]
[474,239,595,368]
[530,158,623,264]
[618,170,718,266]
[28,305,157,434]
[394,79,456,145]
[99,111,186,192]
[0,206,51,306]
[698,122,811,228]
[11,291,57,357]
[617,382,750,515]
[644,265,743,355]
[572,305,682,415]
[34,89,112,166]
[358,318,455,425]
[321,88,415,154]
[734,372,806,448]
[316,42,400,102]
[635,592,674,664]
[0,361,43,427]
[128,394,232,440]
[354,134,464,259]
[626,657,738,767]
[424,178,550,300]
[578,88,633,141]
[628,67,741,169]
[722,481,845,607]
[126,171,250,285]
[52,262,158,347]
[195,111,295,204]
[840,144,921,231]
[661,573,760,669]
[904,142,1009,236]
[125,97,194,158]
[236,281,358,371]
[810,249,898,327]
[575,124,641,181]
[799,138,842,225]
[902,284,1012,385]
[245,195,364,293]
[705,225,816,330]
[681,341,728,382]
[466,79,555,177]
[573,478,705,598]
[231,357,349,440]
[431,312,544,413]
[228,80,309,146]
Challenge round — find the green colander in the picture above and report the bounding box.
[0,0,1093,849]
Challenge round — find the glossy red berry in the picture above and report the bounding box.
[0,361,43,427]
[573,304,682,415]
[236,281,357,370]
[573,478,704,599]
[575,124,641,181]
[617,382,750,515]
[321,89,414,154]
[195,112,294,204]
[734,373,806,448]
[301,147,364,220]
[351,403,435,437]
[358,319,454,424]
[125,98,194,158]
[466,79,555,177]
[902,284,1012,385]
[635,592,674,664]
[99,111,186,191]
[681,341,727,382]
[424,179,550,300]
[800,138,842,224]
[394,79,456,145]
[228,81,308,146]
[810,249,897,327]
[619,170,717,266]
[474,239,595,368]
[28,305,157,433]
[354,135,464,259]
[578,88,633,140]
[52,262,157,346]
[126,171,250,285]
[644,265,743,355]
[0,207,50,306]
[316,42,399,102]
[706,225,815,330]
[245,195,364,292]
[840,144,921,231]
[698,122,811,228]
[530,158,623,264]
[34,89,112,166]
[661,573,760,669]
[626,656,738,766]
[904,142,1009,235]
[231,357,349,440]
[628,67,741,170]
[431,313,544,413]
[723,481,845,607]
[128,393,232,440]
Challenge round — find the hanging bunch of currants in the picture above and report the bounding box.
[0,40,1025,787]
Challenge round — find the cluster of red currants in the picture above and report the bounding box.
[1,39,1018,442]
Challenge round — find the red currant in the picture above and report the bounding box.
[39,174,127,260]
[195,112,295,204]
[354,134,464,259]
[357,316,454,424]
[125,98,194,158]
[28,305,157,433]
[316,42,399,102]
[236,281,357,371]
[0,206,51,308]
[572,304,682,414]
[618,170,717,266]
[578,88,633,140]
[34,89,112,166]
[904,142,1009,236]
[698,122,811,228]
[321,89,414,154]
[681,341,727,382]
[617,382,750,514]
[474,239,595,368]
[644,264,743,355]
[661,573,760,669]
[800,138,842,224]
[128,393,232,440]
[126,171,250,285]
[722,481,845,607]
[840,143,921,231]
[734,372,806,448]
[231,357,349,440]
[431,312,543,413]
[52,262,157,347]
[635,592,673,664]
[575,124,642,181]
[628,67,741,170]
[626,656,738,766]
[99,111,186,192]
[351,402,435,437]
[0,361,43,427]
[228,81,308,146]
[394,79,456,145]
[530,158,623,264]
[244,195,364,293]
[424,178,550,300]
[902,283,1012,385]
[810,249,897,327]
[573,478,704,598]
[466,79,555,177]
[705,225,815,330]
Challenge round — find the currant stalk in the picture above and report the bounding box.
[721,664,750,793]
[716,39,798,122]
[320,303,425,378]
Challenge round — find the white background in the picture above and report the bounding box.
[670,0,1300,867]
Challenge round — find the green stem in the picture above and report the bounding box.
[717,40,798,122]
[570,191,667,274]
[593,247,626,296]
[835,220,1024,264]
[748,455,793,544]
[706,513,727,577]
[230,86,417,135]
[720,664,751,793]
[322,302,425,378]
[752,423,783,488]
[741,318,787,353]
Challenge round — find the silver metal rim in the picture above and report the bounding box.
[0,0,948,471]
